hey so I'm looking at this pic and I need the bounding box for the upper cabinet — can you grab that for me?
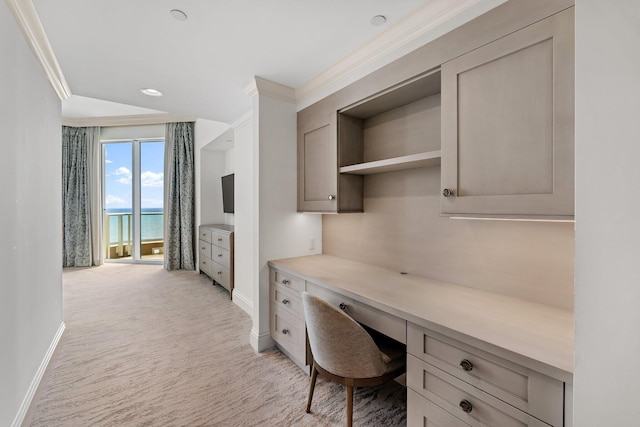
[440,7,575,218]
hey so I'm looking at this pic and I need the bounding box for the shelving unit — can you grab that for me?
[339,150,441,175]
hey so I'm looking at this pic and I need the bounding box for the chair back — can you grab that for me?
[302,292,386,378]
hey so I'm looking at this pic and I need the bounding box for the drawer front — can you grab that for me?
[271,306,306,364]
[198,227,212,243]
[212,245,230,268]
[272,284,303,318]
[211,231,230,250]
[407,323,563,426]
[306,282,406,344]
[199,257,212,276]
[272,269,305,294]
[408,355,551,427]
[199,240,212,259]
[211,264,230,289]
[408,389,470,427]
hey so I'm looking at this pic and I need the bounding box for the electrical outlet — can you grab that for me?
[309,238,316,251]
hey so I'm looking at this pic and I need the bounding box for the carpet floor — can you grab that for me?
[24,263,407,426]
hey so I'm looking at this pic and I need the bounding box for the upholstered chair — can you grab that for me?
[301,292,406,427]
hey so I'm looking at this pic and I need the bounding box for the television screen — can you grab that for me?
[221,173,234,214]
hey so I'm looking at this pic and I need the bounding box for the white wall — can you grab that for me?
[574,2,640,425]
[0,4,64,426]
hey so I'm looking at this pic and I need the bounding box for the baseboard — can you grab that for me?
[232,290,253,316]
[250,327,274,353]
[11,321,65,427]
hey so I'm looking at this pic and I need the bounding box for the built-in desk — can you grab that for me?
[268,254,573,427]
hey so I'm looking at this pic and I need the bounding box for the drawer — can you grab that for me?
[198,227,212,243]
[407,323,563,427]
[212,245,230,268]
[408,389,470,427]
[271,306,306,364]
[211,264,230,290]
[408,355,551,427]
[271,284,303,318]
[271,269,305,294]
[306,282,406,344]
[199,256,212,276]
[211,231,231,250]
[198,240,211,259]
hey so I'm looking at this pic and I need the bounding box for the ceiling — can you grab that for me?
[32,0,497,123]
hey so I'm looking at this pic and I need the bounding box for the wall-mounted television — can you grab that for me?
[221,173,234,214]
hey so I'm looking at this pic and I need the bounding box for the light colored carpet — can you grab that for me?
[24,263,406,426]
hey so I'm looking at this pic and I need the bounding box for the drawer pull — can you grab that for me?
[218,253,223,257]
[442,188,455,197]
[459,399,473,414]
[282,299,289,305]
[218,238,223,242]
[328,194,336,200]
[201,246,206,250]
[282,279,290,285]
[339,303,347,311]
[217,271,223,275]
[282,329,289,335]
[460,359,474,372]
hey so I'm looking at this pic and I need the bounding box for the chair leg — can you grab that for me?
[346,385,354,427]
[306,363,319,413]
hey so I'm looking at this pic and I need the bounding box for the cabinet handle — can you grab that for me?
[442,188,455,198]
[339,303,347,311]
[218,253,223,257]
[328,195,336,201]
[217,271,222,275]
[282,279,290,285]
[282,299,289,305]
[201,246,206,250]
[218,238,223,242]
[459,399,473,413]
[460,359,474,372]
[282,329,289,335]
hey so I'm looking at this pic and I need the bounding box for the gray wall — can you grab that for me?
[574,1,640,425]
[0,4,63,426]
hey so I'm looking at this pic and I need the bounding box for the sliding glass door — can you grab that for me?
[103,139,165,263]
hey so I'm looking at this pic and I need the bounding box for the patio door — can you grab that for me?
[102,139,165,263]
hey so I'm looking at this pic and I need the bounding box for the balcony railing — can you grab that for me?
[104,211,164,259]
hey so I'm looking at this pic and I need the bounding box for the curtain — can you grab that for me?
[62,126,101,267]
[164,122,195,270]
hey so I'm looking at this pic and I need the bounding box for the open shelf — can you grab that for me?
[339,150,441,175]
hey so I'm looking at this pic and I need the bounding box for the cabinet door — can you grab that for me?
[297,113,338,212]
[441,8,574,217]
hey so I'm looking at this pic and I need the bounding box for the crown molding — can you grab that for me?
[295,0,496,110]
[62,113,196,128]
[243,76,296,103]
[5,0,72,100]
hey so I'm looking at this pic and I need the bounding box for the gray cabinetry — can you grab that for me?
[440,8,574,218]
[198,224,234,298]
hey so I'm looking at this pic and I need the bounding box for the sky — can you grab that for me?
[104,141,165,210]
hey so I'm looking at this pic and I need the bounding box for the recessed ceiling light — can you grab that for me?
[141,88,163,97]
[170,9,188,21]
[370,15,387,27]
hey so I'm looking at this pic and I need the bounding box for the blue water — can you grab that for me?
[105,208,163,243]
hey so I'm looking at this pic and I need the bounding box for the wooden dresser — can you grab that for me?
[198,224,234,298]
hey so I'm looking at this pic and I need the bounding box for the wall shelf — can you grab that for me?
[339,150,441,175]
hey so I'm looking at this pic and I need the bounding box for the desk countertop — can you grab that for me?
[269,254,573,381]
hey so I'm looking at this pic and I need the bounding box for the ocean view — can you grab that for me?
[105,208,163,243]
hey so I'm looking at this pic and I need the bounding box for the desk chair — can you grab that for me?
[301,292,406,427]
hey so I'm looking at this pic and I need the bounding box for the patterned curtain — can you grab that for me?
[62,126,101,267]
[164,122,195,270]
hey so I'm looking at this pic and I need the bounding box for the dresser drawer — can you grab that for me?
[408,389,470,427]
[272,269,305,294]
[198,227,212,243]
[408,355,551,427]
[212,245,230,268]
[198,240,212,259]
[199,257,212,276]
[211,264,230,290]
[211,231,231,250]
[306,282,406,344]
[271,306,306,364]
[271,284,303,318]
[407,323,563,426]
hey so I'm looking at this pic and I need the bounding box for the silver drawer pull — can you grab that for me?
[282,299,289,305]
[282,279,290,285]
[217,271,222,275]
[459,399,473,413]
[201,246,206,250]
[218,238,223,242]
[339,303,347,311]
[460,359,474,372]
[282,329,289,335]
[218,253,223,257]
